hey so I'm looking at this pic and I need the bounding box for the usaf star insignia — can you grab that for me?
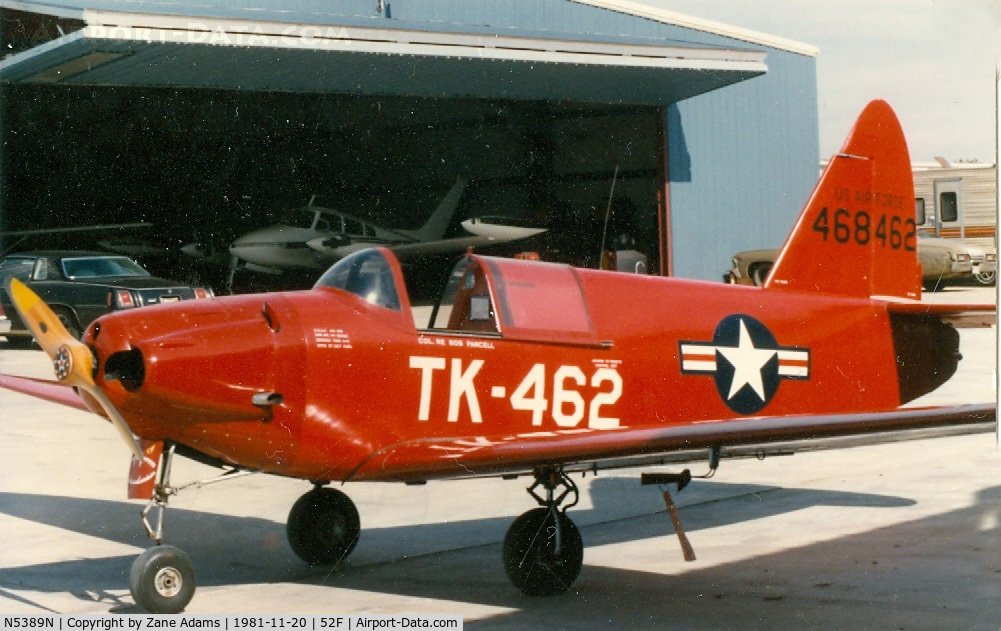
[679,314,810,414]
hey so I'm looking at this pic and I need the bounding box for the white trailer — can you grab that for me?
[913,163,997,248]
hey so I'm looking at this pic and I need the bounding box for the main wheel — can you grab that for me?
[503,508,583,596]
[129,545,196,614]
[287,487,360,566]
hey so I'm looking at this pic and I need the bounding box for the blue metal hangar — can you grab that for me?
[0,0,819,282]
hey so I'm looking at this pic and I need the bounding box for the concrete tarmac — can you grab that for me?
[0,286,997,628]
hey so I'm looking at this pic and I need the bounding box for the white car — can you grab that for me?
[965,244,997,286]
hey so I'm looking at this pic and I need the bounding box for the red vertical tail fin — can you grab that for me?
[764,100,921,299]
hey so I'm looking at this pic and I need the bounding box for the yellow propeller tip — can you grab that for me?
[8,278,40,312]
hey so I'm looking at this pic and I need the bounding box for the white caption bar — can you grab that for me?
[1,616,463,631]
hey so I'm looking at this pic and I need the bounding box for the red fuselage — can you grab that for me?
[83,251,917,483]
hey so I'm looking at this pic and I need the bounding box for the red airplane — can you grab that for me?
[3,100,995,614]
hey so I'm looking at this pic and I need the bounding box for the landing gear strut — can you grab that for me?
[503,467,584,596]
[129,443,252,613]
[130,444,195,614]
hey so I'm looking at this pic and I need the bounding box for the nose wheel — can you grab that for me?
[503,467,584,596]
[129,545,196,614]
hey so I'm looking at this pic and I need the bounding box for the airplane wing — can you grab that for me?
[2,222,154,256]
[387,235,514,258]
[3,222,153,237]
[346,403,996,482]
[4,372,993,483]
[0,374,90,412]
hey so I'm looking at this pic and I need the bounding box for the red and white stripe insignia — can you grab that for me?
[680,344,810,379]
[679,344,718,373]
[777,349,810,378]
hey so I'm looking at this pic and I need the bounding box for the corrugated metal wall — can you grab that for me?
[669,50,819,279]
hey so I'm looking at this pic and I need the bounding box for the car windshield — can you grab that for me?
[314,249,401,311]
[0,257,35,282]
[61,256,151,279]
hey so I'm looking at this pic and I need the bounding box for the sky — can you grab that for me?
[642,0,1000,164]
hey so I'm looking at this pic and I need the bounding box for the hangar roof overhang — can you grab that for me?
[1,4,768,105]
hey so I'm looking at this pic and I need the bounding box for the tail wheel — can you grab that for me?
[287,487,360,565]
[129,545,196,614]
[503,507,583,596]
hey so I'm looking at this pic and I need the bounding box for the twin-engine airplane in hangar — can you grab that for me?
[3,101,995,613]
[219,176,468,272]
[218,176,548,274]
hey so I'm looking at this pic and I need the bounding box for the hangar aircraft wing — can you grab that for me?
[3,100,997,614]
[1,222,152,256]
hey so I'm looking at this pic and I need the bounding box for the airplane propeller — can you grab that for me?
[6,278,144,459]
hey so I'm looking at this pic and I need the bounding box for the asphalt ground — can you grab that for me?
[0,285,997,628]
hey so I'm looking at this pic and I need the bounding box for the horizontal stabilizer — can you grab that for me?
[880,299,997,328]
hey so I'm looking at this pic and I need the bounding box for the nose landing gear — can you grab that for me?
[503,467,584,596]
[129,444,195,614]
[128,443,253,614]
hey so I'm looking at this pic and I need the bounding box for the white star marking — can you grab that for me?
[716,319,777,401]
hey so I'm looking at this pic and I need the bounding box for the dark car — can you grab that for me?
[0,251,212,346]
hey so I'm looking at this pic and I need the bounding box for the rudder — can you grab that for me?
[764,100,921,299]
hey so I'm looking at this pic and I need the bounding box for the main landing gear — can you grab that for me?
[503,467,584,596]
[286,486,361,566]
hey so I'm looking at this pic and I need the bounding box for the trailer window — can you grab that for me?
[939,192,958,222]
[915,198,926,225]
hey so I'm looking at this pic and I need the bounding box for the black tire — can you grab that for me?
[129,545,196,614]
[923,278,946,292]
[750,263,772,287]
[287,488,360,565]
[503,508,583,596]
[52,307,81,340]
[4,336,36,349]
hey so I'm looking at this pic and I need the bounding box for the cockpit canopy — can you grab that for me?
[315,248,601,346]
[314,249,401,311]
[281,207,378,237]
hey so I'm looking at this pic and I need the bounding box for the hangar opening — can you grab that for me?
[1,1,818,291]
